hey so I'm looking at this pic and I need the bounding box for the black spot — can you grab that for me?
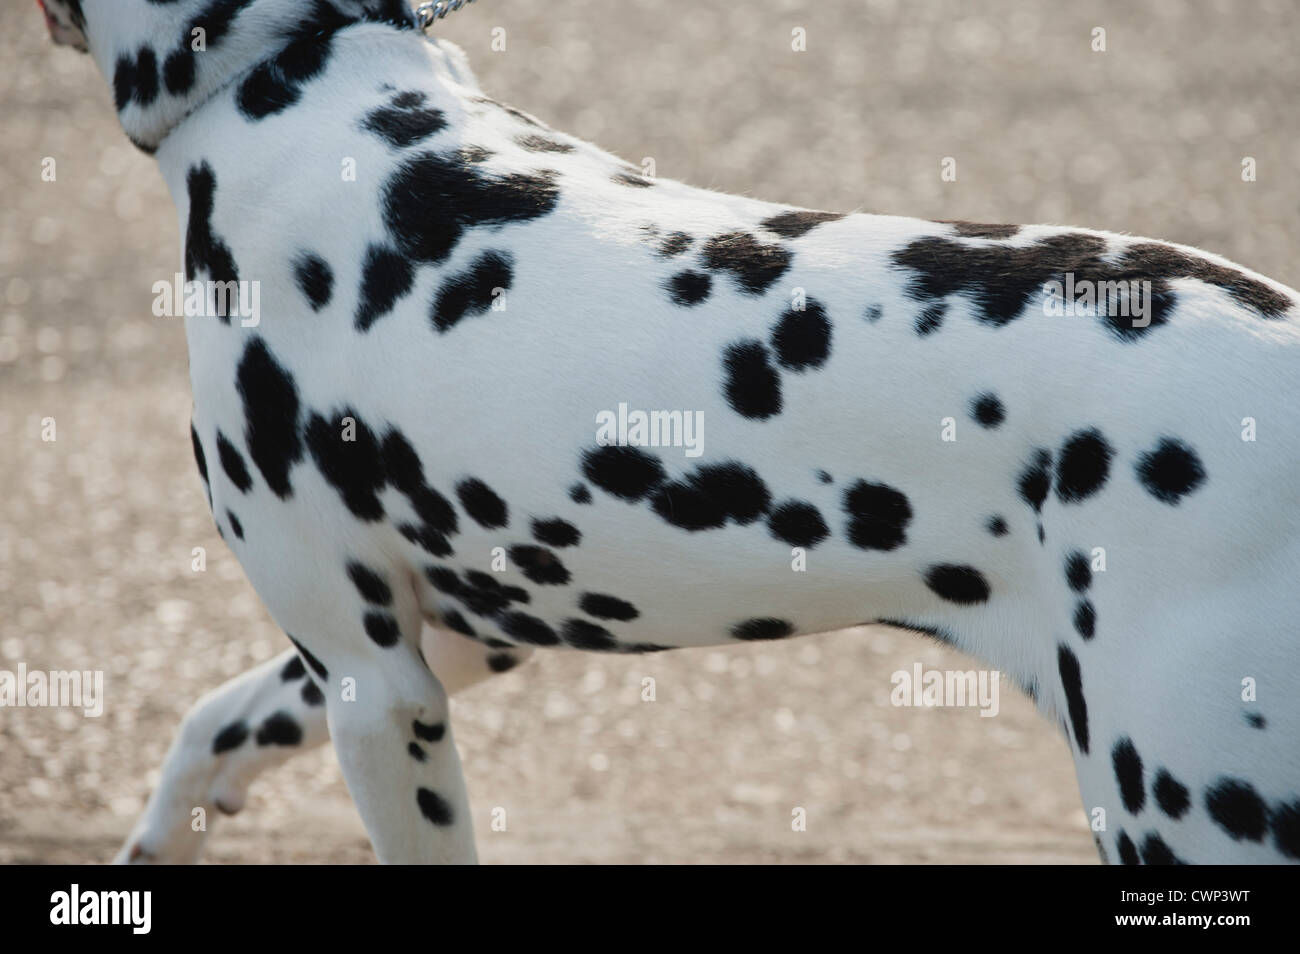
[381,430,459,537]
[938,220,1020,239]
[416,787,454,826]
[255,711,302,746]
[1140,832,1184,865]
[363,612,401,647]
[1055,429,1113,503]
[237,338,303,499]
[1245,712,1266,729]
[1065,551,1092,592]
[1153,770,1190,819]
[701,232,792,295]
[561,618,619,650]
[383,151,559,266]
[412,719,445,742]
[531,518,580,548]
[442,609,476,637]
[112,46,160,111]
[1112,738,1145,813]
[722,340,783,419]
[212,721,248,754]
[767,500,830,547]
[864,304,882,322]
[432,250,513,333]
[1058,645,1089,754]
[294,252,334,311]
[914,302,946,336]
[301,679,324,706]
[216,432,253,492]
[508,545,570,585]
[771,300,832,370]
[1017,449,1052,513]
[843,480,912,551]
[986,515,1009,537]
[190,425,209,485]
[816,470,833,484]
[923,564,991,605]
[456,478,509,529]
[306,408,386,520]
[731,618,796,641]
[578,593,639,622]
[582,445,666,501]
[184,163,239,317]
[355,243,415,331]
[408,742,427,762]
[1116,830,1139,865]
[613,171,654,188]
[667,270,712,306]
[499,611,560,646]
[657,231,693,257]
[650,462,771,531]
[761,210,844,238]
[569,483,592,504]
[1205,778,1268,841]
[1073,600,1096,640]
[347,562,393,605]
[970,393,1004,429]
[487,652,519,672]
[399,523,454,558]
[226,510,244,540]
[236,1,357,120]
[163,50,196,96]
[288,636,328,680]
[281,655,307,681]
[1273,800,1300,859]
[517,133,574,153]
[362,89,447,147]
[1136,438,1207,505]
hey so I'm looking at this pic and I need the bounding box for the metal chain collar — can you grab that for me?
[414,0,479,31]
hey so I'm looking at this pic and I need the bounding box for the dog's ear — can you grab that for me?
[38,0,90,52]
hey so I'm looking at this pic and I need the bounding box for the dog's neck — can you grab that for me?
[80,0,419,153]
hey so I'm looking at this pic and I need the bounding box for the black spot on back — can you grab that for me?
[701,232,792,295]
[1135,438,1206,505]
[771,300,832,370]
[937,220,1020,240]
[416,787,454,825]
[432,250,513,333]
[1073,600,1096,640]
[561,618,618,650]
[412,719,445,742]
[1055,428,1113,503]
[281,655,307,681]
[667,270,712,306]
[362,89,447,147]
[355,243,415,331]
[213,721,249,754]
[226,509,244,539]
[761,210,844,238]
[1273,800,1300,859]
[1115,830,1139,865]
[914,301,946,336]
[190,424,209,485]
[184,163,239,315]
[499,611,560,645]
[508,545,570,585]
[722,340,783,419]
[970,392,1005,429]
[1065,551,1092,592]
[363,611,401,647]
[1140,832,1184,865]
[986,515,1009,537]
[306,408,386,520]
[1017,449,1052,513]
[569,482,592,504]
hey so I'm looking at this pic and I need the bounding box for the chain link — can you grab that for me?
[414,0,479,31]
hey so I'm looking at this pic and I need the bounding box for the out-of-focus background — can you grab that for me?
[2,0,1296,864]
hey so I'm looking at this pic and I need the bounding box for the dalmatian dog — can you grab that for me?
[38,0,1300,865]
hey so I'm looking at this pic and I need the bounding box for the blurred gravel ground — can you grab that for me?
[1,0,1296,864]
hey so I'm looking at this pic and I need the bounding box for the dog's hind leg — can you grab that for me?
[115,627,531,863]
